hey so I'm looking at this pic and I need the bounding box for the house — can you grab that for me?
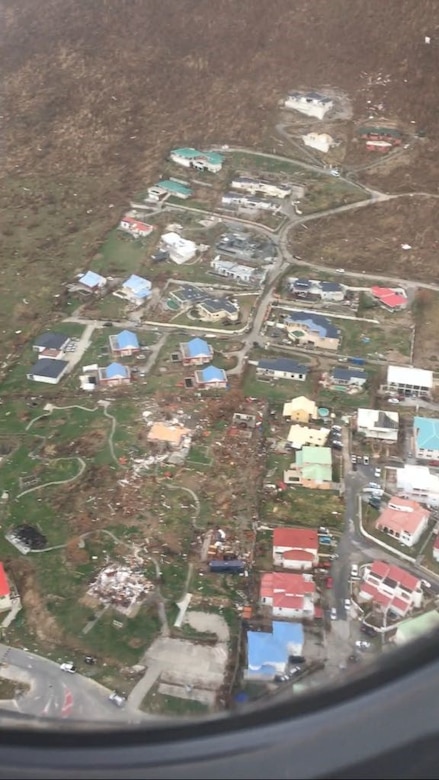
[357,408,399,442]
[393,610,439,647]
[33,332,70,358]
[118,215,154,238]
[97,362,131,387]
[109,330,140,357]
[169,285,206,308]
[196,297,240,322]
[286,311,340,351]
[370,286,408,311]
[386,365,433,398]
[273,527,319,571]
[302,132,334,153]
[282,396,318,423]
[148,180,192,200]
[396,464,439,508]
[169,147,225,173]
[260,572,316,619]
[287,425,328,449]
[319,281,345,302]
[284,91,334,119]
[210,257,264,284]
[0,564,11,612]
[331,368,367,388]
[27,359,69,385]
[433,536,439,563]
[375,497,429,548]
[115,274,152,306]
[230,177,291,199]
[77,270,107,292]
[160,232,197,264]
[147,423,191,448]
[194,365,228,389]
[283,446,332,490]
[359,560,423,617]
[414,416,439,461]
[180,337,213,366]
[221,192,281,213]
[256,358,308,381]
[358,127,402,152]
[246,621,304,680]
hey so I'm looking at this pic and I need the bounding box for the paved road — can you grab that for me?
[0,644,144,723]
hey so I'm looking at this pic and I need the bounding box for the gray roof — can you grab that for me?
[258,358,308,374]
[199,297,237,315]
[34,332,69,350]
[172,286,205,303]
[28,359,68,378]
[320,281,343,292]
[376,411,399,429]
[332,368,367,381]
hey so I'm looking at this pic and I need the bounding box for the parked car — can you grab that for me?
[388,397,399,405]
[103,321,113,327]
[330,607,337,621]
[326,576,334,589]
[368,482,381,490]
[363,455,369,465]
[351,564,359,579]
[421,579,432,590]
[374,468,381,478]
[288,666,302,678]
[361,624,377,637]
[109,692,126,707]
[319,526,329,535]
[60,662,76,674]
[289,655,305,664]
[274,674,289,683]
[351,455,357,464]
[344,598,351,610]
[355,640,371,651]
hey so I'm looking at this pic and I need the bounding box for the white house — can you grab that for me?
[118,215,154,238]
[221,193,281,213]
[284,91,334,119]
[387,365,433,398]
[169,147,225,173]
[260,572,316,619]
[375,497,429,548]
[257,358,308,381]
[359,560,423,617]
[302,132,334,153]
[357,408,399,442]
[210,257,263,284]
[114,274,152,306]
[331,368,367,388]
[318,281,345,301]
[27,358,69,385]
[230,177,291,199]
[396,464,439,508]
[273,528,319,571]
[287,425,328,449]
[414,416,439,461]
[160,232,197,264]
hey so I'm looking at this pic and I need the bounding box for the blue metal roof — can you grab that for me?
[186,337,211,358]
[123,274,151,298]
[332,368,367,381]
[28,358,68,378]
[34,332,69,350]
[104,362,130,379]
[200,366,226,382]
[79,270,106,288]
[115,330,139,350]
[247,622,304,676]
[414,416,439,451]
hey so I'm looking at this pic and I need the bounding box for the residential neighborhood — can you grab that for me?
[2,128,439,723]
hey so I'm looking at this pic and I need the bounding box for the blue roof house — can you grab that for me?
[414,416,439,461]
[77,270,107,291]
[98,362,131,387]
[109,330,140,357]
[180,337,213,366]
[286,311,340,350]
[117,274,152,306]
[246,621,304,680]
[194,365,228,389]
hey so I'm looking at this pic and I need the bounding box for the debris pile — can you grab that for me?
[87,564,154,615]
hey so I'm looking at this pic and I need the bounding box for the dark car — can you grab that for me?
[361,624,377,637]
[103,321,113,327]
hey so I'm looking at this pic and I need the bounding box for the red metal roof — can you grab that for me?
[367,560,420,592]
[0,564,10,598]
[273,527,318,550]
[260,572,315,600]
[390,596,411,614]
[370,286,406,309]
[282,549,315,561]
[274,593,304,609]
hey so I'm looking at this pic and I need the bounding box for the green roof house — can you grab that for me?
[170,147,225,173]
[284,446,333,489]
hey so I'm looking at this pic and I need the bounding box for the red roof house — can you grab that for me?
[375,497,429,548]
[359,560,422,617]
[371,286,407,311]
[273,528,319,571]
[260,572,316,619]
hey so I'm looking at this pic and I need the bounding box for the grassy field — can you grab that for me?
[337,318,411,361]
[141,682,209,717]
[92,229,156,277]
[261,485,344,527]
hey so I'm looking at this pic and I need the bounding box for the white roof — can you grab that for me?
[161,232,196,251]
[397,464,439,492]
[357,407,399,428]
[387,365,433,388]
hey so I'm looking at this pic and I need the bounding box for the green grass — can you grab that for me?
[338,319,411,360]
[93,229,155,276]
[242,365,312,402]
[82,606,161,665]
[261,485,344,527]
[142,683,210,716]
[0,677,29,700]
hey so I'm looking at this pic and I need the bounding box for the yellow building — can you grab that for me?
[282,396,318,424]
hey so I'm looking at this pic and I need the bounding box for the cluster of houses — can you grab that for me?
[286,276,408,313]
[168,285,241,323]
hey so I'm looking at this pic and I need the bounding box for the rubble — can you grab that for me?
[87,563,154,616]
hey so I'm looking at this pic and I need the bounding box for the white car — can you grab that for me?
[368,482,381,490]
[388,397,399,405]
[355,640,371,650]
[60,662,76,674]
[351,564,359,579]
[344,598,351,611]
[109,691,126,707]
[330,607,337,621]
[374,468,381,478]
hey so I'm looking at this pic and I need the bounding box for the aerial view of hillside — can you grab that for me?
[1,0,439,750]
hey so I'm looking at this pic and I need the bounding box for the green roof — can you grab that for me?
[156,180,192,196]
[171,147,200,159]
[358,126,401,138]
[296,446,332,482]
[171,148,224,165]
[395,610,439,646]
